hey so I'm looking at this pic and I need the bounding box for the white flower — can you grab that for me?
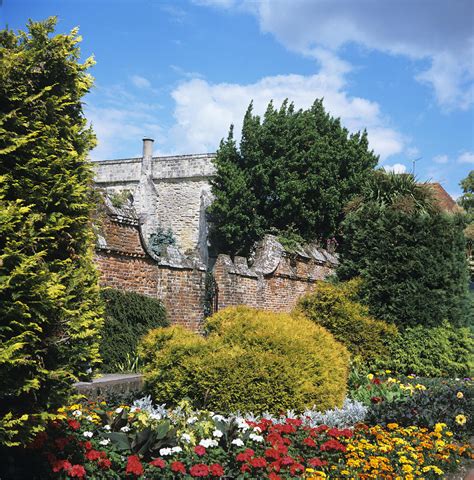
[159,447,172,456]
[253,426,262,433]
[86,416,93,422]
[213,429,223,438]
[187,416,198,424]
[130,406,138,413]
[213,414,225,422]
[181,433,191,443]
[150,413,162,420]
[171,446,182,453]
[99,439,110,446]
[83,431,93,438]
[103,425,111,431]
[120,426,130,433]
[236,418,249,431]
[199,438,218,448]
[72,410,82,417]
[249,433,264,442]
[231,438,244,447]
[115,407,123,414]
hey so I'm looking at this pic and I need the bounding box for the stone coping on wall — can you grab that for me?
[74,373,144,399]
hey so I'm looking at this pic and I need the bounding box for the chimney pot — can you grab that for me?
[142,138,154,158]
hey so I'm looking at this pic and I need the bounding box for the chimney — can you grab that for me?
[141,138,154,175]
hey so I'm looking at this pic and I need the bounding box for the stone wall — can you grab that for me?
[95,208,336,331]
[94,150,216,259]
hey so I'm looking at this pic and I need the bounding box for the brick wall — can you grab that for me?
[95,215,335,331]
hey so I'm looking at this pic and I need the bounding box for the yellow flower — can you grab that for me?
[387,423,398,430]
[367,373,374,380]
[402,464,414,473]
[455,414,467,425]
[457,391,464,399]
[385,370,392,374]
[415,384,426,390]
[434,423,446,433]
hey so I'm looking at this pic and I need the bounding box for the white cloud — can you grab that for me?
[458,151,474,164]
[383,163,407,174]
[167,71,404,159]
[196,0,474,110]
[433,154,449,164]
[131,75,151,89]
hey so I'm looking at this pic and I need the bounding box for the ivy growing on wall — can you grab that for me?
[148,225,176,256]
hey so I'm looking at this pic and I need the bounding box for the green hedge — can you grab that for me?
[297,279,397,366]
[379,322,474,377]
[100,289,168,372]
[139,306,349,414]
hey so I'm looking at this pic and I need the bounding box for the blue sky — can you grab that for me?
[3,0,474,197]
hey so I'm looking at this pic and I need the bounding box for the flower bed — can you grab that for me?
[29,398,472,479]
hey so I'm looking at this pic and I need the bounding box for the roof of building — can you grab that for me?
[425,183,462,213]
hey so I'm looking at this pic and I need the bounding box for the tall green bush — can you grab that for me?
[139,306,349,414]
[208,99,378,256]
[297,279,398,365]
[0,18,102,447]
[338,171,471,328]
[100,289,168,372]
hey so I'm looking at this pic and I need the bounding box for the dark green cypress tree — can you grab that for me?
[0,18,103,447]
[209,99,378,255]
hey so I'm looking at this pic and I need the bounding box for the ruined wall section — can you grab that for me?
[94,154,215,260]
[95,206,336,332]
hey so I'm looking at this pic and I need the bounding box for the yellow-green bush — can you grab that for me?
[296,279,397,366]
[139,307,349,414]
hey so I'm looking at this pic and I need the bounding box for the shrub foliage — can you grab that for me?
[139,306,349,414]
[0,18,102,446]
[208,99,378,255]
[100,289,168,372]
[338,171,471,328]
[380,322,473,377]
[297,279,397,365]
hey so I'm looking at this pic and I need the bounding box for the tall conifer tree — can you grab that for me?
[0,18,103,447]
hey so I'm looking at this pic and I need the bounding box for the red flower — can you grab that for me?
[290,463,304,475]
[309,458,327,467]
[250,457,267,468]
[69,465,86,478]
[190,464,210,477]
[236,448,254,462]
[98,458,112,470]
[126,455,144,476]
[371,377,382,385]
[371,396,383,404]
[320,439,346,452]
[269,473,282,480]
[52,459,72,473]
[286,418,303,427]
[281,456,294,466]
[210,463,224,477]
[171,461,186,474]
[265,448,280,460]
[150,458,166,468]
[194,445,207,456]
[67,419,80,431]
[84,441,92,450]
[86,449,102,461]
[303,437,316,447]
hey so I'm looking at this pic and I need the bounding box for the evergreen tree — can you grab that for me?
[208,99,378,255]
[338,171,471,328]
[0,18,102,447]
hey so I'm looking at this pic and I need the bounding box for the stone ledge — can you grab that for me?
[74,373,144,399]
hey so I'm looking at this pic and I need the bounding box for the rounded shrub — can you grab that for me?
[296,279,397,366]
[100,288,168,372]
[139,306,349,414]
